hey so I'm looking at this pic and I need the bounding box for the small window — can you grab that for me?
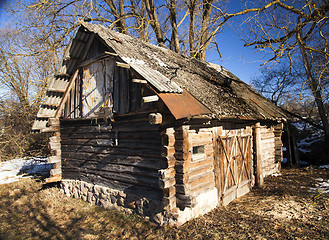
[192,145,205,161]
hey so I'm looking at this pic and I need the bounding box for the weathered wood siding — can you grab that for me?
[213,122,253,206]
[60,112,163,199]
[174,125,216,209]
[81,59,115,118]
[260,124,281,177]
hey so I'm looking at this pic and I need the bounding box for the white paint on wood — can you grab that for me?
[176,187,218,226]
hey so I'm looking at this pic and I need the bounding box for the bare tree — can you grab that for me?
[242,0,329,161]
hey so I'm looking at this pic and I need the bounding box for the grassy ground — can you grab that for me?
[0,168,328,239]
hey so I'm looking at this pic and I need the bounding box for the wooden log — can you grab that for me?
[61,145,161,158]
[188,171,214,189]
[189,163,213,179]
[176,195,194,208]
[158,168,175,179]
[49,142,61,150]
[105,51,118,57]
[50,168,62,176]
[45,175,62,183]
[143,95,159,103]
[162,133,175,147]
[61,139,161,151]
[175,184,190,195]
[190,180,215,195]
[63,160,159,178]
[161,146,175,157]
[149,113,162,125]
[159,178,176,189]
[48,118,60,127]
[41,126,60,133]
[254,122,263,186]
[48,156,61,164]
[132,79,147,84]
[62,155,161,172]
[116,62,130,68]
[62,168,160,189]
[163,186,176,198]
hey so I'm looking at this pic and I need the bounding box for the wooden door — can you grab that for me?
[214,126,253,205]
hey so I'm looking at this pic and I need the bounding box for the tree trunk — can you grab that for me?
[188,0,196,57]
[197,0,214,60]
[143,0,165,48]
[104,0,127,33]
[168,0,180,53]
[297,30,329,163]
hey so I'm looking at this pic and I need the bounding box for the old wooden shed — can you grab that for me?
[33,22,288,225]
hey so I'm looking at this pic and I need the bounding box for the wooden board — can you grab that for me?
[214,125,253,206]
[60,112,163,193]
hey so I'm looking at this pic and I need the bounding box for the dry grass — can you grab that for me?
[0,168,329,239]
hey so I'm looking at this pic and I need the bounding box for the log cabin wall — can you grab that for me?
[60,112,166,221]
[173,123,218,224]
[260,123,281,177]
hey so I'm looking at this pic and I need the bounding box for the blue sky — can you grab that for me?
[206,1,266,84]
[0,0,265,84]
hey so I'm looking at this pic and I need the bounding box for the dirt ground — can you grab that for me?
[0,167,328,239]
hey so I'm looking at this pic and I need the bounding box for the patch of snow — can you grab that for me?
[152,56,167,67]
[319,165,329,169]
[121,57,145,65]
[309,177,329,195]
[0,157,51,185]
[271,173,281,177]
[298,148,311,153]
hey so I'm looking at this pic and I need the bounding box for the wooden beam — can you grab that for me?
[54,69,79,118]
[41,126,60,133]
[105,51,118,57]
[143,95,159,103]
[254,122,263,186]
[44,175,62,184]
[149,113,162,124]
[133,79,147,84]
[116,62,130,68]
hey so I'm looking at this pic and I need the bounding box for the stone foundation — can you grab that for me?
[60,180,180,225]
[60,179,219,226]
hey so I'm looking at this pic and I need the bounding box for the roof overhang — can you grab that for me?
[158,90,211,120]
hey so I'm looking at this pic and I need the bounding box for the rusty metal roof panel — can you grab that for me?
[81,23,183,94]
[158,90,211,119]
[128,62,183,93]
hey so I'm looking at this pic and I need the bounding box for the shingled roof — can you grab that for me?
[32,22,288,131]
